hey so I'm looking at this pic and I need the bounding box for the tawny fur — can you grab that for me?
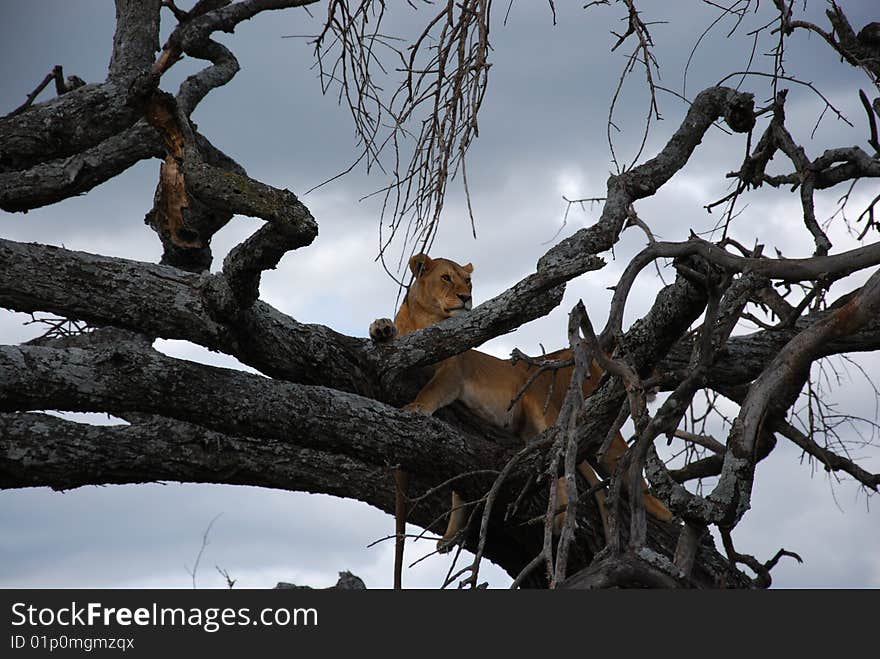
[378,254,673,551]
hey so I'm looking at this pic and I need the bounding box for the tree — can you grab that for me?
[1,0,879,588]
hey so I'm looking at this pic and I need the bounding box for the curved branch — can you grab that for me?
[176,39,240,117]
[539,86,755,277]
[710,267,880,525]
[608,238,880,340]
[219,177,318,306]
[0,0,316,214]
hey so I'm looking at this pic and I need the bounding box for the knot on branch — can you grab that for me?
[221,206,318,309]
[672,251,730,290]
[724,92,756,134]
[124,69,163,112]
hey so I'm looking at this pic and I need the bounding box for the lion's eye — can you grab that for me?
[441,274,452,283]
[465,278,471,286]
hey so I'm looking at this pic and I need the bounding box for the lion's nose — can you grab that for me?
[458,293,471,304]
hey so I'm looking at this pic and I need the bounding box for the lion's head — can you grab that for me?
[396,253,474,335]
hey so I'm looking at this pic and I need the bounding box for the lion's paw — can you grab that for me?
[404,401,432,415]
[369,317,397,343]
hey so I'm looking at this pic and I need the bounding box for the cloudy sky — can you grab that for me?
[1,0,879,589]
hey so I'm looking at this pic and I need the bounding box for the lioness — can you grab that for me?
[371,253,673,553]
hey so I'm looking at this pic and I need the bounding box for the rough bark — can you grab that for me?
[0,312,760,588]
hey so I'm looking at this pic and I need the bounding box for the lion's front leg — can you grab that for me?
[404,358,463,416]
[401,359,469,551]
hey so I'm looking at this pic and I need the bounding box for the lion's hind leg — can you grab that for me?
[600,433,674,523]
[436,490,468,553]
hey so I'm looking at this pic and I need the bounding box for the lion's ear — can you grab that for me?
[462,263,474,274]
[409,253,434,278]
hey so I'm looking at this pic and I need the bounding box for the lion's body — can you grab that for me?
[389,256,576,435]
[407,345,598,436]
[372,254,672,557]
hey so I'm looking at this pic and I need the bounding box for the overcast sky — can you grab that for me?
[1,1,879,589]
